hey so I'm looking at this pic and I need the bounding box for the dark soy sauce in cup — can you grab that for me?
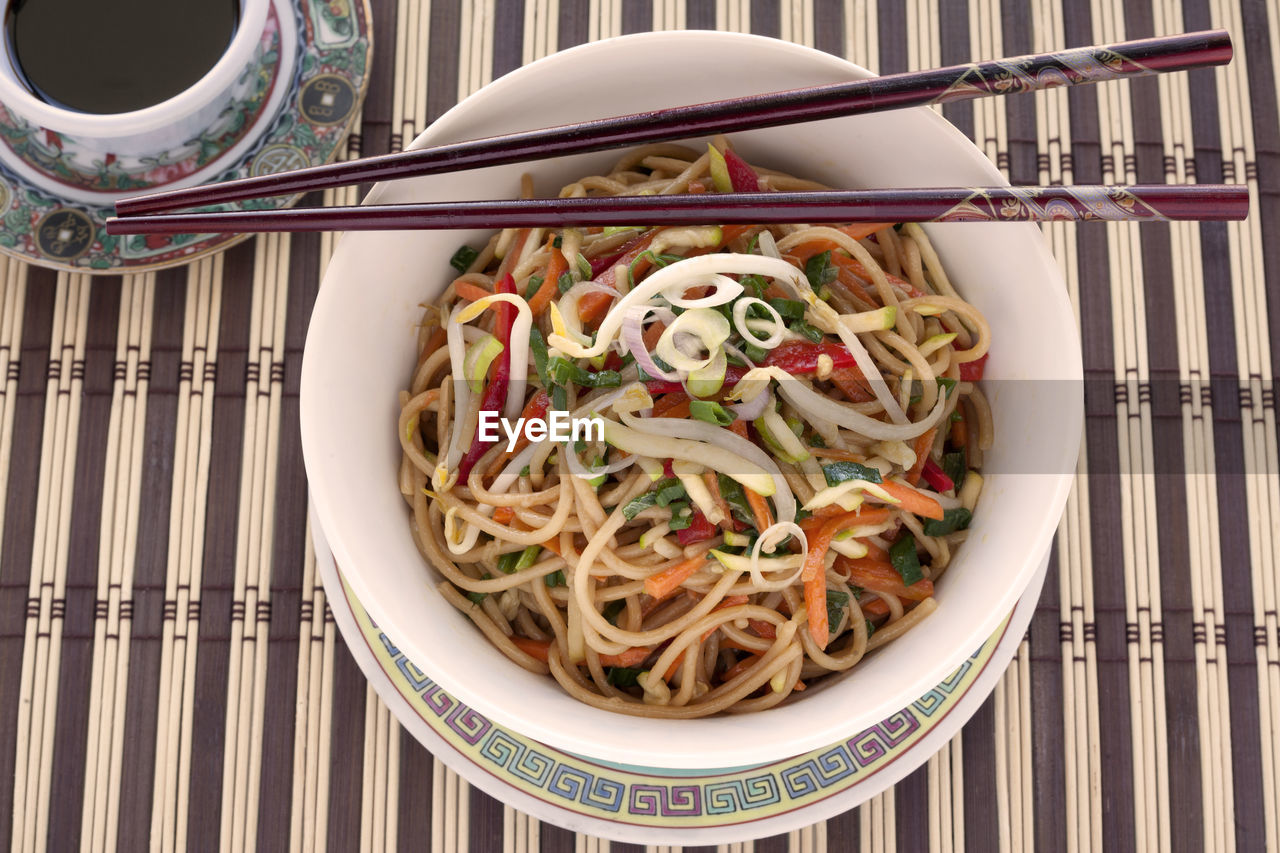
[4,0,241,115]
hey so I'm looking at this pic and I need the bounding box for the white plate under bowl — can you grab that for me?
[300,30,1082,769]
[312,511,1051,844]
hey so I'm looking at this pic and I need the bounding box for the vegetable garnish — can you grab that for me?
[404,143,986,716]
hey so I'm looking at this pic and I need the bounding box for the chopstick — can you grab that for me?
[113,30,1232,217]
[103,185,1249,235]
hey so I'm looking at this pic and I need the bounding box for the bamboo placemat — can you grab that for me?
[1,0,1277,850]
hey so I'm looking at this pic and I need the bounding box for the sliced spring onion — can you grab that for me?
[840,306,898,333]
[673,459,722,524]
[450,244,479,273]
[649,225,723,256]
[707,144,732,193]
[919,331,958,357]
[548,357,621,389]
[462,334,504,393]
[686,348,728,397]
[689,400,737,426]
[758,406,810,463]
[804,251,837,289]
[731,297,786,349]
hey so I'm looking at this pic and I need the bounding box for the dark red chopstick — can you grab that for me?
[103,185,1249,236]
[113,30,1232,217]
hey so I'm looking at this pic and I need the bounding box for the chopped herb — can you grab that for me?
[602,599,626,625]
[794,508,813,523]
[666,502,694,530]
[716,474,757,528]
[607,666,644,687]
[544,570,566,588]
[808,433,827,448]
[466,591,488,605]
[450,244,479,273]
[689,400,737,426]
[822,460,883,485]
[795,321,824,343]
[523,275,544,300]
[529,328,552,389]
[740,273,767,299]
[654,478,687,507]
[621,478,686,519]
[768,298,806,321]
[923,507,973,536]
[826,590,850,636]
[938,377,958,397]
[520,466,530,477]
[743,342,769,363]
[804,250,837,290]
[889,534,924,587]
[552,235,563,248]
[557,272,575,294]
[893,223,905,232]
[942,450,966,490]
[950,410,964,423]
[497,545,541,574]
[865,619,877,638]
[548,357,621,388]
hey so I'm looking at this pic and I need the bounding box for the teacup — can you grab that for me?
[0,0,281,200]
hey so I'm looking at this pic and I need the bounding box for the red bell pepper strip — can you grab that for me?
[763,341,860,374]
[920,458,954,493]
[722,149,761,193]
[676,508,718,546]
[456,274,516,482]
[958,352,988,382]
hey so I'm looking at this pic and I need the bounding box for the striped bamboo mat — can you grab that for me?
[1,0,1278,850]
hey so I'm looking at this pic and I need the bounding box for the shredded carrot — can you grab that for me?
[831,254,927,298]
[828,367,874,403]
[861,540,891,561]
[786,239,842,264]
[749,618,776,639]
[510,635,551,661]
[951,413,968,447]
[527,238,566,315]
[643,554,712,601]
[871,481,946,520]
[641,320,667,351]
[791,680,806,692]
[906,427,938,486]
[799,508,898,648]
[718,224,757,247]
[599,646,653,668]
[453,280,492,302]
[703,472,735,531]
[744,486,774,531]
[417,326,449,366]
[837,556,934,601]
[798,507,890,534]
[728,419,749,440]
[652,392,692,419]
[839,223,892,241]
[492,506,515,524]
[862,598,890,620]
[721,653,762,683]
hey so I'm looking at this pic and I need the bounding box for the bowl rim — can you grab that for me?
[301,29,1083,769]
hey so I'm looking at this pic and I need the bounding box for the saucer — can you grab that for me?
[313,512,1049,844]
[0,0,370,273]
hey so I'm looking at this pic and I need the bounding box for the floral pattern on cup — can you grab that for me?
[0,6,284,195]
[0,0,370,272]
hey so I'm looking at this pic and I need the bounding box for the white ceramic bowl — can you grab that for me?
[301,31,1082,770]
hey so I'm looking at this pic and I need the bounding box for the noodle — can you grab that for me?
[399,141,992,717]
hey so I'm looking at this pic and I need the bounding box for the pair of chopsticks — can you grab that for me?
[105,29,1246,235]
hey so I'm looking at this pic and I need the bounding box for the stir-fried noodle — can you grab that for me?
[398,139,992,717]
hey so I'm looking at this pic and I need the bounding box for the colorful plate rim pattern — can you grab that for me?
[0,0,371,274]
[313,514,1050,845]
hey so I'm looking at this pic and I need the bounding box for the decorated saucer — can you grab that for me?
[0,0,370,273]
[313,513,1049,844]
